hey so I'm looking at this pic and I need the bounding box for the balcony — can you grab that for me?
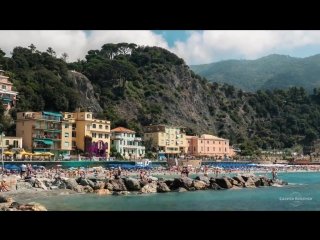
[176,135,179,139]
[134,137,142,142]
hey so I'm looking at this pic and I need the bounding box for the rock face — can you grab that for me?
[192,180,207,190]
[68,71,102,114]
[124,178,141,191]
[171,177,193,190]
[157,182,171,193]
[215,177,233,189]
[109,179,127,191]
[141,183,157,193]
[16,182,33,190]
[65,178,79,191]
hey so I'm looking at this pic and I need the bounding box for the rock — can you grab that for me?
[244,178,256,188]
[109,179,127,191]
[210,183,223,190]
[94,181,105,190]
[58,182,67,189]
[83,186,94,193]
[9,201,22,208]
[41,178,53,187]
[16,182,33,190]
[141,183,157,193]
[59,192,70,195]
[172,187,188,192]
[156,182,171,192]
[195,176,210,185]
[140,180,149,187]
[113,191,130,196]
[171,177,193,190]
[215,177,233,189]
[65,178,79,190]
[260,177,270,186]
[105,182,113,191]
[148,176,158,181]
[50,186,58,190]
[95,189,111,195]
[80,179,95,189]
[34,179,48,190]
[73,185,84,193]
[18,202,47,211]
[6,179,17,190]
[124,178,141,191]
[164,179,175,188]
[188,187,196,191]
[192,180,207,190]
[0,195,10,203]
[158,178,165,181]
[241,173,257,181]
[233,174,246,184]
[25,178,36,187]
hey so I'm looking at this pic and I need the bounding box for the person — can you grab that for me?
[20,164,27,179]
[0,180,10,192]
[181,168,186,177]
[185,167,190,177]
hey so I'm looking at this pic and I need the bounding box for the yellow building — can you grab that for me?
[62,112,111,158]
[0,136,23,150]
[16,111,73,159]
[143,124,187,159]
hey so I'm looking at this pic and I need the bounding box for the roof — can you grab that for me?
[111,127,136,133]
[200,134,227,141]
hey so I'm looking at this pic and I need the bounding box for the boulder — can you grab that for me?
[41,178,53,187]
[192,180,207,190]
[164,179,175,188]
[171,177,193,190]
[95,189,111,195]
[5,179,17,190]
[244,178,256,188]
[141,183,157,193]
[109,179,127,191]
[156,182,171,192]
[58,182,67,189]
[241,173,257,181]
[93,181,105,190]
[233,174,246,184]
[195,176,210,185]
[188,187,196,191]
[260,177,270,186]
[80,179,95,189]
[18,202,47,211]
[172,187,188,192]
[140,180,149,187]
[210,183,223,190]
[65,178,79,190]
[148,176,158,181]
[25,178,36,187]
[105,183,114,191]
[73,185,84,193]
[83,186,94,193]
[124,178,141,191]
[0,195,10,203]
[16,182,33,190]
[34,179,48,190]
[215,177,233,189]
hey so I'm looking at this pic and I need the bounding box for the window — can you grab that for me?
[65,124,69,128]
[22,122,24,126]
[188,140,190,143]
[207,141,209,144]
[105,125,109,130]
[65,132,69,137]
[64,142,69,147]
[171,140,174,143]
[201,140,203,143]
[92,133,96,138]
[225,141,227,144]
[207,147,209,151]
[68,115,71,118]
[22,131,24,135]
[13,140,18,148]
[188,147,190,151]
[194,147,196,151]
[72,132,76,137]
[161,140,164,144]
[111,140,114,144]
[201,147,203,151]
[219,147,221,152]
[146,134,148,137]
[180,134,183,138]
[213,147,215,151]
[104,134,109,139]
[180,141,183,144]
[87,114,91,118]
[98,134,102,138]
[99,125,102,129]
[213,141,215,144]
[171,134,173,138]
[161,133,164,137]
[2,85,6,89]
[219,141,221,144]
[5,140,9,145]
[92,124,96,128]
[72,141,76,147]
[225,147,227,152]
[86,124,90,131]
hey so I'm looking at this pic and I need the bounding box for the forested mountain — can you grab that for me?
[1,45,320,156]
[190,54,320,93]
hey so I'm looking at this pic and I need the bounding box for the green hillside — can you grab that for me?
[190,54,320,93]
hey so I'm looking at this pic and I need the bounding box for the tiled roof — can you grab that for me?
[111,127,136,133]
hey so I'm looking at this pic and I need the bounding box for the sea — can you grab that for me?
[20,172,320,211]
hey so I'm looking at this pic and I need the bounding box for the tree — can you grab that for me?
[144,137,154,152]
[28,44,36,53]
[46,47,56,57]
[61,52,69,62]
[100,43,118,59]
[0,48,5,58]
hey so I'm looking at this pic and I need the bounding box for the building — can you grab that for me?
[0,68,18,112]
[143,124,187,159]
[110,127,145,159]
[0,136,23,150]
[62,112,111,158]
[16,111,73,159]
[186,134,235,158]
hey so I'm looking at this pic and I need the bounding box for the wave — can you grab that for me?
[288,183,307,186]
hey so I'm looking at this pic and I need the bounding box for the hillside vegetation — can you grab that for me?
[1,45,320,156]
[190,54,320,93]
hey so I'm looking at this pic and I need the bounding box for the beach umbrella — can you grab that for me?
[44,152,54,156]
[3,151,13,155]
[56,164,62,167]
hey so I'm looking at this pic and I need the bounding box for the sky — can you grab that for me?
[2,30,320,65]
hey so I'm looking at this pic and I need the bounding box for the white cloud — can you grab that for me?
[2,30,320,66]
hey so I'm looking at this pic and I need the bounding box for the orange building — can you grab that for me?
[186,134,235,158]
[0,68,18,112]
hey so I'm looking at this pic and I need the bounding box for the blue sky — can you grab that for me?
[2,30,320,65]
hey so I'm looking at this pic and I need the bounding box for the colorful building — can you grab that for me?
[143,124,187,159]
[62,112,111,158]
[0,136,23,150]
[110,127,145,159]
[0,68,18,112]
[15,111,73,159]
[186,134,235,158]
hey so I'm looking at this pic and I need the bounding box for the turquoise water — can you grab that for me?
[26,172,320,211]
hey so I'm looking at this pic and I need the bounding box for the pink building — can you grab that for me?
[186,134,235,158]
[0,69,18,111]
